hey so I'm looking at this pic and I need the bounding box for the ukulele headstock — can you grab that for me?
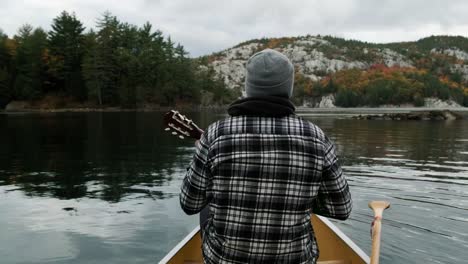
[163,110,203,140]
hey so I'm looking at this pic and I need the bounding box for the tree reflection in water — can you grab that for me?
[0,111,220,202]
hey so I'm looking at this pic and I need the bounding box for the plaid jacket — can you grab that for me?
[180,115,352,264]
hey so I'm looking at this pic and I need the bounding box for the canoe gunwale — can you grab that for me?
[316,215,370,263]
[159,225,201,264]
[159,215,370,264]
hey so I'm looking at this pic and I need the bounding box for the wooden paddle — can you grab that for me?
[369,201,390,264]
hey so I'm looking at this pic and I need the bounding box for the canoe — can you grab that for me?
[159,214,370,264]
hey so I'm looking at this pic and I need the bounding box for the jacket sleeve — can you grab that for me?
[312,137,352,220]
[179,132,211,215]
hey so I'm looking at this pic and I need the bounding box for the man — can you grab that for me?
[180,49,352,263]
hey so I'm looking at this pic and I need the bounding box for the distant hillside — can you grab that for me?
[203,35,468,107]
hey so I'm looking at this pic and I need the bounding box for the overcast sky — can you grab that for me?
[1,0,468,57]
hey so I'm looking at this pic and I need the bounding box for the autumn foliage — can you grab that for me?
[296,64,468,107]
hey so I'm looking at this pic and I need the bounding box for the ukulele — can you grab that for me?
[163,110,204,140]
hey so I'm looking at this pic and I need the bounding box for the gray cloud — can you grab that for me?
[1,0,468,56]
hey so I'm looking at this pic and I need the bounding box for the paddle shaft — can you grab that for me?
[369,201,390,264]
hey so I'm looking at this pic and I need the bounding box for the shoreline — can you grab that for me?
[296,106,468,113]
[297,107,468,119]
[0,106,228,113]
[2,106,468,117]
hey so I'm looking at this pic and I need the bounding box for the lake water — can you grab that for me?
[0,111,467,264]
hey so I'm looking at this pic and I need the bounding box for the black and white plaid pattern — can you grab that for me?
[180,115,352,264]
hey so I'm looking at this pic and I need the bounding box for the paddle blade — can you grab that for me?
[369,201,390,212]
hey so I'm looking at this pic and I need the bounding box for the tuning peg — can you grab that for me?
[164,128,170,131]
[179,135,184,139]
[172,132,177,135]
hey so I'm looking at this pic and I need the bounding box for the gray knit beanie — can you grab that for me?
[245,49,294,98]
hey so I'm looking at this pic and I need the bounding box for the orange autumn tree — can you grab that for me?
[292,70,314,104]
[311,64,467,107]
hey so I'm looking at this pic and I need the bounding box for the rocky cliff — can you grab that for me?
[204,35,468,107]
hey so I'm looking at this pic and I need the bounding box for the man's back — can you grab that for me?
[180,115,352,263]
[180,49,352,264]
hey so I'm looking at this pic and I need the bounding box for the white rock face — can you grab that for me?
[5,101,29,111]
[209,36,416,91]
[431,48,468,80]
[424,97,462,108]
[430,48,468,81]
[433,48,468,82]
[432,48,468,61]
[451,64,468,82]
[301,97,316,107]
[224,43,260,60]
[379,48,413,67]
[304,74,320,82]
[318,94,336,108]
[302,54,368,74]
[210,43,263,90]
[282,44,368,74]
[212,60,246,89]
[295,38,329,47]
[210,36,373,90]
[300,94,336,108]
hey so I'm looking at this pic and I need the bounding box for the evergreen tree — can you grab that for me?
[82,30,102,105]
[48,11,86,99]
[323,78,338,93]
[0,30,13,107]
[136,24,165,104]
[335,89,361,107]
[172,44,196,100]
[0,67,9,108]
[82,12,121,105]
[116,23,139,107]
[13,25,48,100]
[0,29,10,65]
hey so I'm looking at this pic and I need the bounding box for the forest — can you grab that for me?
[0,11,237,109]
[1,11,468,109]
